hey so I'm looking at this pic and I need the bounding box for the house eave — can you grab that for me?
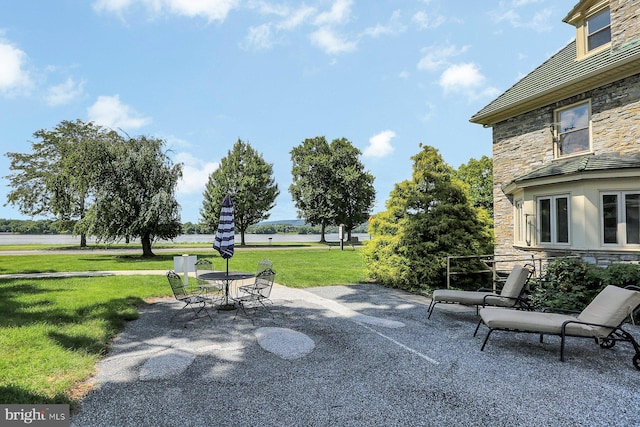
[502,169,640,196]
[470,56,640,127]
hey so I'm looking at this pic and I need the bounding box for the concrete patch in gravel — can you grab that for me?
[139,348,196,380]
[255,327,315,360]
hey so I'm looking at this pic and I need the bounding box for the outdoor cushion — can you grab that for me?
[577,285,640,337]
[480,286,640,338]
[479,308,594,336]
[431,265,531,307]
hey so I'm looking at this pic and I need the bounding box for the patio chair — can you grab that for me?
[235,267,276,320]
[475,285,640,369]
[166,270,212,322]
[256,259,273,275]
[427,264,534,319]
[195,258,223,304]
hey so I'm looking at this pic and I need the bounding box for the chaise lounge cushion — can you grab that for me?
[480,285,640,338]
[479,309,594,336]
[432,265,531,307]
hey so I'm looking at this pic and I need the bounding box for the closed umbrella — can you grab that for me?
[213,194,235,307]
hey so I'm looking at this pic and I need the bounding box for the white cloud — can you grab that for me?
[364,130,395,158]
[417,44,470,72]
[0,39,32,95]
[489,4,553,31]
[361,10,406,38]
[439,63,485,91]
[87,95,152,130]
[44,77,85,106]
[175,152,218,195]
[438,63,499,100]
[93,0,239,23]
[242,23,274,50]
[278,5,316,30]
[310,27,357,55]
[314,0,353,26]
[412,10,445,30]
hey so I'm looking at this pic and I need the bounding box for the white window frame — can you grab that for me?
[537,195,570,245]
[600,191,640,247]
[553,101,592,159]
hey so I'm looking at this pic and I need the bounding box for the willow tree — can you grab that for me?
[200,139,279,245]
[4,119,118,246]
[77,135,182,257]
[365,144,492,290]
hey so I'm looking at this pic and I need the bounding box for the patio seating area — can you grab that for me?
[71,282,640,427]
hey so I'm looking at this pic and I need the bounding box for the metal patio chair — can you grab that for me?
[166,270,212,322]
[235,267,276,320]
[195,258,223,304]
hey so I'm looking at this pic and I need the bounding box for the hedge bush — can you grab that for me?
[530,257,640,311]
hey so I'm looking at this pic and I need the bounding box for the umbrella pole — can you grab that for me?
[225,259,229,305]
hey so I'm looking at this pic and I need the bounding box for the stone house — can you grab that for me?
[470,0,640,266]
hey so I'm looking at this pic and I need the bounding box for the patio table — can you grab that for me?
[199,271,255,310]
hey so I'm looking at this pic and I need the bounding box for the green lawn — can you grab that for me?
[0,247,368,406]
[0,249,367,288]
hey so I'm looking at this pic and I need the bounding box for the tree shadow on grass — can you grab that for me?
[0,385,72,405]
[0,281,77,326]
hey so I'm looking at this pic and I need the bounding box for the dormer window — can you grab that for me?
[586,8,611,51]
[564,2,612,59]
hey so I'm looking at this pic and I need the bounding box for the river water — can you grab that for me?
[0,233,371,245]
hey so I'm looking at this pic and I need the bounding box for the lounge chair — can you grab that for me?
[476,285,640,369]
[427,264,534,319]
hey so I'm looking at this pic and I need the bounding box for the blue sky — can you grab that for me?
[0,0,577,224]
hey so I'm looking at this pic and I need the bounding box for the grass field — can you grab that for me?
[0,245,368,406]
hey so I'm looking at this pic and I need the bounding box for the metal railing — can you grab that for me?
[446,254,546,292]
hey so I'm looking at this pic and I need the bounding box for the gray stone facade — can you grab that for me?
[612,0,640,49]
[492,73,640,263]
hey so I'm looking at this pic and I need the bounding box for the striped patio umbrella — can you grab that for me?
[213,195,235,272]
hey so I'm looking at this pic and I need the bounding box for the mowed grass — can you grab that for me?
[0,275,168,406]
[0,247,368,406]
[0,248,367,287]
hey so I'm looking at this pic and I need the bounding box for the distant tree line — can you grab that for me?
[180,221,369,235]
[0,219,59,234]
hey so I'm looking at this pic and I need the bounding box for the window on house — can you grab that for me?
[538,195,569,244]
[602,192,640,245]
[586,8,611,52]
[555,102,590,157]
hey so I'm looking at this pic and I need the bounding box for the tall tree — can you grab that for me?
[365,144,493,290]
[289,137,334,242]
[328,138,376,241]
[290,137,374,242]
[4,120,117,246]
[200,139,279,246]
[455,155,493,218]
[76,135,182,257]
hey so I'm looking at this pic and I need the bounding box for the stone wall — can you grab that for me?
[611,0,640,49]
[492,73,640,260]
